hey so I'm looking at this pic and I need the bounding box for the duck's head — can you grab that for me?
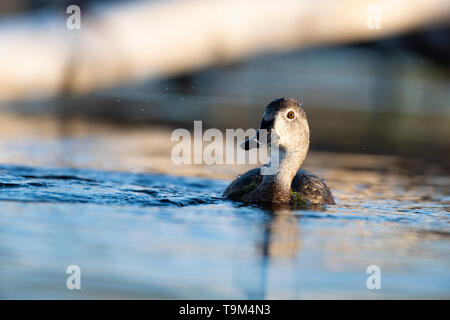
[242,98,310,154]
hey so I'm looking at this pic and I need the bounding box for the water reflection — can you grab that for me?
[255,205,331,299]
[261,208,302,258]
[257,202,326,255]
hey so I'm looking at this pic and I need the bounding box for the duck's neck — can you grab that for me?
[259,147,308,202]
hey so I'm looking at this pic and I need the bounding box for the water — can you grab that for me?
[0,117,449,299]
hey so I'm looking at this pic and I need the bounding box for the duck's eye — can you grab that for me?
[286,111,295,119]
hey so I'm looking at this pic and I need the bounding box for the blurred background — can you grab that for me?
[0,0,449,171]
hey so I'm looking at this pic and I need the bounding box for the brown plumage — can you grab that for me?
[223,98,335,205]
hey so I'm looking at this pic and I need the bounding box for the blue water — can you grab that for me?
[0,164,449,299]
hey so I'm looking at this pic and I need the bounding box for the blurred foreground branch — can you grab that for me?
[0,0,449,102]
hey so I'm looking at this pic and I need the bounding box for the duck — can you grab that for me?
[223,98,335,205]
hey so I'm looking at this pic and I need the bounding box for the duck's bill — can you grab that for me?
[240,129,271,150]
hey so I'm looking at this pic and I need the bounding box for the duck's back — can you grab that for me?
[223,168,335,205]
[291,170,335,205]
[223,168,262,200]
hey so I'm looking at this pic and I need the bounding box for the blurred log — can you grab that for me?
[0,0,449,102]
